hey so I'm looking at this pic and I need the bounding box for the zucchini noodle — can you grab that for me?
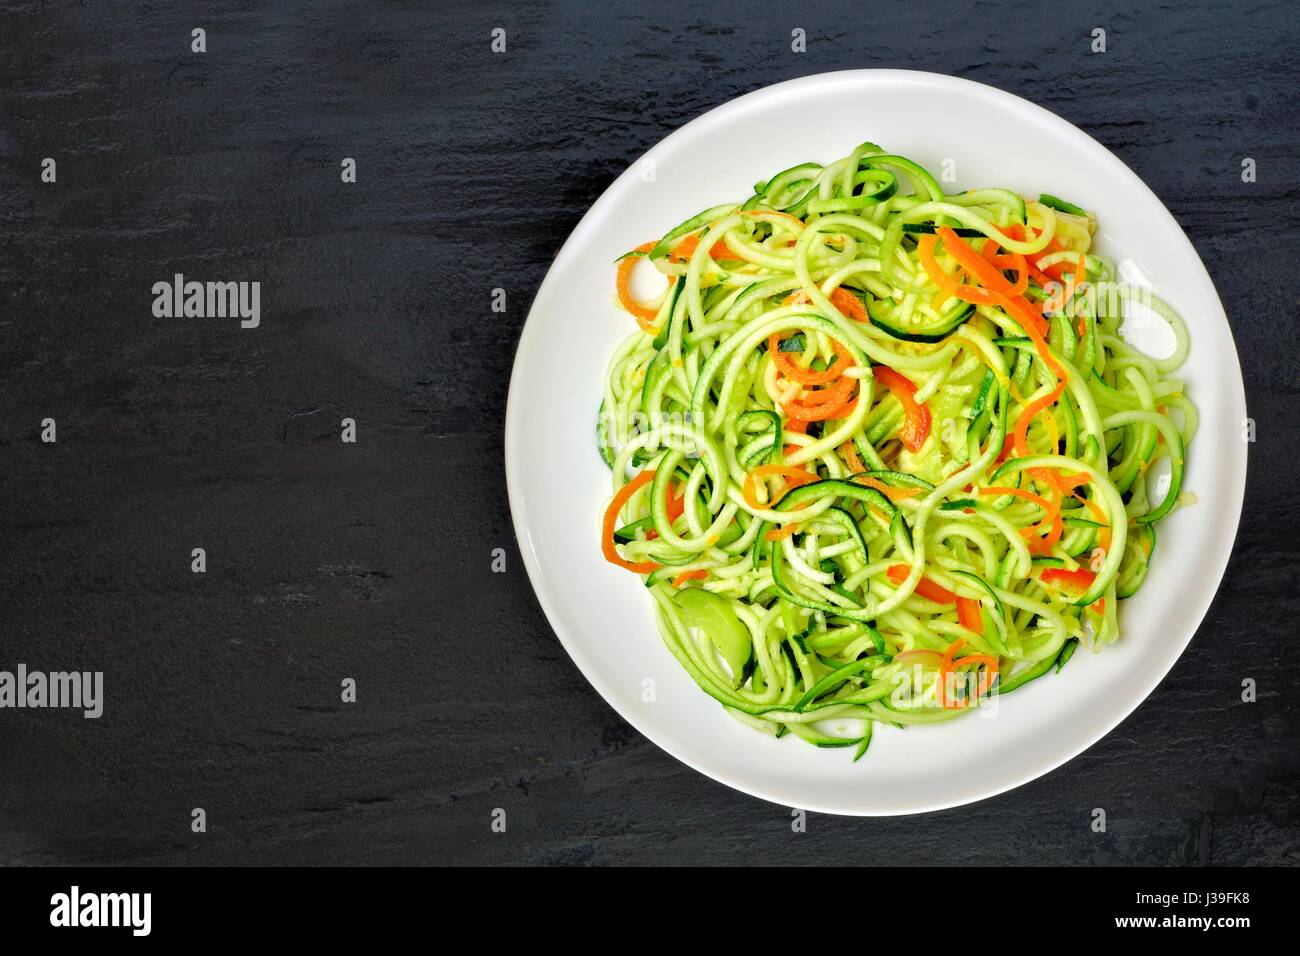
[597,142,1194,760]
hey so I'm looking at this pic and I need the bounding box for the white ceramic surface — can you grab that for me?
[505,70,1247,815]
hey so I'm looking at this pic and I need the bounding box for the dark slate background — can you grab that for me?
[1,0,1296,866]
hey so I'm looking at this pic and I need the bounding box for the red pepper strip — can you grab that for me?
[1039,567,1096,589]
[672,570,708,587]
[886,565,956,604]
[956,596,985,634]
[1038,567,1106,613]
[873,366,931,451]
[768,333,855,385]
[994,433,1016,465]
[602,470,662,574]
[665,484,686,522]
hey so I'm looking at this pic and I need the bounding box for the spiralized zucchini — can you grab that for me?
[598,142,1194,759]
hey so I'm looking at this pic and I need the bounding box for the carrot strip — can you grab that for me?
[994,251,1029,295]
[938,226,1053,342]
[978,485,1048,504]
[670,233,746,263]
[602,470,662,574]
[855,475,922,501]
[1011,382,1067,458]
[917,234,960,304]
[978,485,1063,555]
[939,227,1073,495]
[937,638,999,709]
[838,441,865,473]
[616,242,670,331]
[782,417,808,458]
[1074,493,1112,551]
[765,523,799,542]
[768,333,854,385]
[783,369,859,420]
[784,287,870,323]
[1057,471,1090,491]
[672,569,708,587]
[751,463,815,538]
[742,465,815,510]
[788,375,855,409]
[785,396,858,423]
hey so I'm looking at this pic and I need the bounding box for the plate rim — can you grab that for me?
[504,68,1248,816]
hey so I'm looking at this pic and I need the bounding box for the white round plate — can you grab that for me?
[505,70,1246,815]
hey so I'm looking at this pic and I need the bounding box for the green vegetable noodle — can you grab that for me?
[598,142,1195,759]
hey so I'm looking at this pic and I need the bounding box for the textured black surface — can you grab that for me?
[1,0,1297,866]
